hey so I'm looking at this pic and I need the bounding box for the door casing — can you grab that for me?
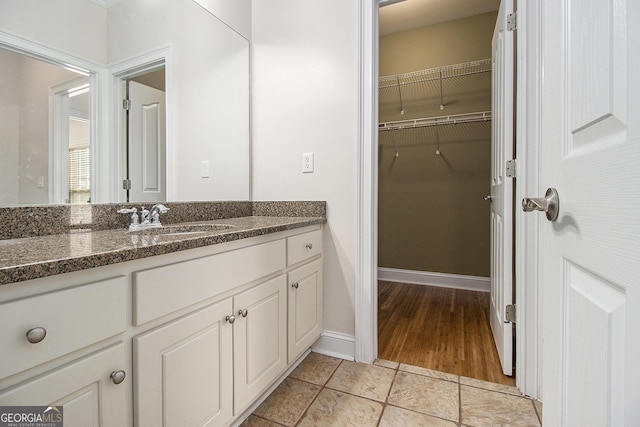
[355,0,542,399]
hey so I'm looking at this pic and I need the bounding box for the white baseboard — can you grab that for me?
[378,267,490,293]
[311,330,356,361]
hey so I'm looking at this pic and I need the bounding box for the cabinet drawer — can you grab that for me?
[133,239,286,325]
[287,229,322,266]
[0,342,128,427]
[0,276,127,379]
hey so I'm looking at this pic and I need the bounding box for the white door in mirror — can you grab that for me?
[128,82,166,202]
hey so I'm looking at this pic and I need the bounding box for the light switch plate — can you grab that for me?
[302,152,314,173]
[201,160,210,178]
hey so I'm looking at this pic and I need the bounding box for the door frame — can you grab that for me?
[355,0,542,399]
[50,77,90,204]
[107,44,173,203]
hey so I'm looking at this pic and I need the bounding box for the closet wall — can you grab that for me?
[378,12,497,277]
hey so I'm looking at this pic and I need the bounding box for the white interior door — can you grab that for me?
[489,0,515,377]
[538,0,640,425]
[128,81,166,203]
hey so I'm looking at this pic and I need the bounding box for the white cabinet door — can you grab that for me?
[134,299,233,427]
[0,343,127,427]
[233,275,287,414]
[288,259,323,363]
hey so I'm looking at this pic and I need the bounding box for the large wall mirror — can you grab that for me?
[0,0,250,207]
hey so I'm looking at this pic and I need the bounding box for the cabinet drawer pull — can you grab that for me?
[225,315,236,324]
[291,282,299,289]
[306,243,313,250]
[238,309,248,317]
[110,370,126,385]
[26,327,47,344]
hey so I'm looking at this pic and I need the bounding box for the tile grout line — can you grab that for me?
[379,361,465,426]
[249,413,288,427]
[459,382,522,397]
[532,398,542,426]
[375,360,401,426]
[292,358,344,426]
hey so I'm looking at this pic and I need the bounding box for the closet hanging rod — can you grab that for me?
[379,58,491,89]
[378,111,492,131]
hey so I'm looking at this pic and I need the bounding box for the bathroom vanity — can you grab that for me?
[0,204,325,427]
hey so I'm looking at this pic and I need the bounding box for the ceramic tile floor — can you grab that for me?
[241,352,542,427]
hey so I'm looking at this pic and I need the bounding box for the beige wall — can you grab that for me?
[378,12,497,277]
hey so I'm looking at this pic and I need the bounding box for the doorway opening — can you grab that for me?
[376,0,513,385]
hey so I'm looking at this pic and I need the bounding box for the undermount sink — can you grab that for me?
[126,223,234,236]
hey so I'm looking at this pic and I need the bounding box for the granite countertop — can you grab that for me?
[0,216,325,286]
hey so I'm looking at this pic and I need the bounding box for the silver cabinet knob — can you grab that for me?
[26,327,47,344]
[305,243,313,250]
[291,282,299,289]
[110,370,126,385]
[238,309,248,318]
[225,315,236,324]
[522,188,559,221]
[483,195,493,202]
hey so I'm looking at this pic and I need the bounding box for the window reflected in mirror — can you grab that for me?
[68,116,90,204]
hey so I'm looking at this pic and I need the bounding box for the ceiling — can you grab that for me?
[379,0,500,36]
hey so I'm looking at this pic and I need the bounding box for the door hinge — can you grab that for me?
[122,179,131,190]
[122,99,131,111]
[506,159,517,178]
[505,304,516,323]
[507,12,517,31]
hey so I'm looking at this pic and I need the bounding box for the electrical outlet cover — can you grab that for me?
[302,152,314,173]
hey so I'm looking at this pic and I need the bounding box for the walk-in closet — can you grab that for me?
[376,2,512,385]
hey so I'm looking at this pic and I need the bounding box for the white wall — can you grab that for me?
[251,0,360,341]
[0,48,20,205]
[0,0,107,64]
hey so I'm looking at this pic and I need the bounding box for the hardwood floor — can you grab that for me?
[377,281,515,386]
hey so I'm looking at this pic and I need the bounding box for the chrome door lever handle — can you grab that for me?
[483,195,493,202]
[522,188,559,221]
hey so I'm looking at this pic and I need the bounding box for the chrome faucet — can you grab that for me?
[118,204,169,230]
[148,204,170,225]
[117,207,139,229]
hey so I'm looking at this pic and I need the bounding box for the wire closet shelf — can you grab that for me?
[378,111,492,132]
[378,58,492,89]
